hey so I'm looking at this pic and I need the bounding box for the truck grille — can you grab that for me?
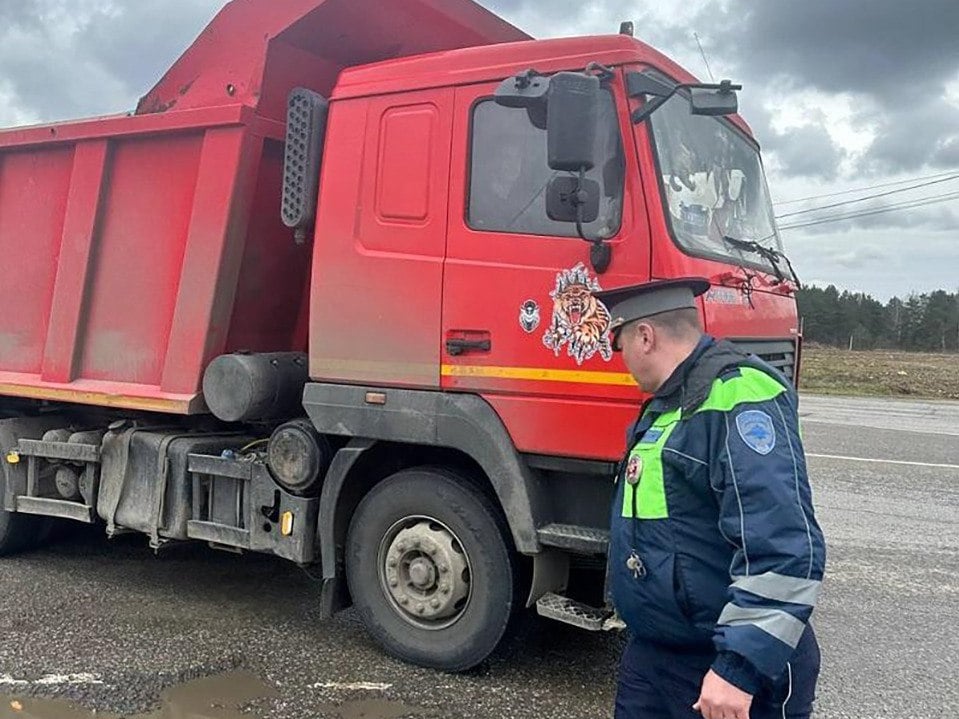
[729,339,798,384]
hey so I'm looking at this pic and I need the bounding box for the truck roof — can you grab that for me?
[333,33,754,138]
[334,34,693,99]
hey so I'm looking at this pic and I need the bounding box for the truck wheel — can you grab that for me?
[345,467,518,671]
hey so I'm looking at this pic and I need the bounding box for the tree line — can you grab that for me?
[796,285,959,352]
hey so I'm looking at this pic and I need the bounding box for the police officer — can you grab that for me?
[594,278,826,719]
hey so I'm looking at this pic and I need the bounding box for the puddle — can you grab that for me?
[0,670,277,719]
[0,696,97,719]
[315,699,424,719]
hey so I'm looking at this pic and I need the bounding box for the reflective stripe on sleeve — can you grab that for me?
[731,572,822,607]
[717,604,806,648]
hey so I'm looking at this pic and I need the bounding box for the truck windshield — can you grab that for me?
[648,94,784,272]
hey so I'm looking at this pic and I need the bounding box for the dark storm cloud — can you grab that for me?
[735,0,959,103]
[0,1,46,27]
[866,97,959,171]
[738,102,846,180]
[657,0,959,175]
[771,124,847,180]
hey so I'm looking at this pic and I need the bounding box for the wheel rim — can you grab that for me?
[377,515,473,630]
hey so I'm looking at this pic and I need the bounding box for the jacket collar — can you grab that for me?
[653,334,715,403]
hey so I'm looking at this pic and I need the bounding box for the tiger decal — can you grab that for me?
[542,263,613,365]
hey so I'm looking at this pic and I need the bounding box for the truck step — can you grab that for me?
[535,592,612,631]
[15,497,95,523]
[536,523,609,555]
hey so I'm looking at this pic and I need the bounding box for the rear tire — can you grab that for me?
[345,467,518,671]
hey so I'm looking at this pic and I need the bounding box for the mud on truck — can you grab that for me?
[0,0,801,670]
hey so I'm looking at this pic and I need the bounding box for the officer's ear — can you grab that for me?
[633,321,656,352]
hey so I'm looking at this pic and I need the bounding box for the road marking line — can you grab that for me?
[0,673,103,686]
[806,453,959,470]
[309,681,392,691]
[801,418,959,437]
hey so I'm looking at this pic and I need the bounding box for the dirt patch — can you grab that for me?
[800,347,959,400]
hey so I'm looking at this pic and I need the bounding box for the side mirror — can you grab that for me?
[626,72,742,123]
[546,72,600,172]
[546,176,600,223]
[690,84,738,116]
[281,88,329,244]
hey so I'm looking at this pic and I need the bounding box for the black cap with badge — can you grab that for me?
[595,277,710,351]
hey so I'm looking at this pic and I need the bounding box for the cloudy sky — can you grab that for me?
[1,0,956,300]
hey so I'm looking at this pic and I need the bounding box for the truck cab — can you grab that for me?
[303,35,798,462]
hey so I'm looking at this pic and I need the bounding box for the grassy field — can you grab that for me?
[800,346,959,400]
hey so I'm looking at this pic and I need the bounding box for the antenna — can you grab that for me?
[693,32,715,81]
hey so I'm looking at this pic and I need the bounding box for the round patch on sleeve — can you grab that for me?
[735,410,776,455]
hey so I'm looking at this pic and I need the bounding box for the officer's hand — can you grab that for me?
[692,669,753,719]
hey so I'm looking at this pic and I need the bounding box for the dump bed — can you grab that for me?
[0,0,526,413]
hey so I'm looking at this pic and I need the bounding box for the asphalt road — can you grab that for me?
[0,394,956,719]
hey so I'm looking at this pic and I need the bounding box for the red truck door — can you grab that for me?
[310,88,454,388]
[442,77,648,459]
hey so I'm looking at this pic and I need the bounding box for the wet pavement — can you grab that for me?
[0,671,277,718]
[0,394,956,718]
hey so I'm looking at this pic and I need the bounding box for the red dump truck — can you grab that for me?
[0,0,800,670]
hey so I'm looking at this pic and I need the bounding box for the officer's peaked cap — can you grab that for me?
[594,277,710,351]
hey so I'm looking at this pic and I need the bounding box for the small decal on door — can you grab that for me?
[519,300,541,333]
[542,263,613,365]
[705,286,750,307]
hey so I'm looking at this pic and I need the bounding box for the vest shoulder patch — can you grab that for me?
[641,427,664,444]
[735,409,776,455]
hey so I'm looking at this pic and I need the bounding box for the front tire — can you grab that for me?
[345,467,518,671]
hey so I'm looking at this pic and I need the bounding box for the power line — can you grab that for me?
[778,190,959,231]
[779,193,959,231]
[773,169,959,206]
[775,173,959,219]
[780,190,959,230]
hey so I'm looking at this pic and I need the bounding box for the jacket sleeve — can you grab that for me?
[707,369,826,694]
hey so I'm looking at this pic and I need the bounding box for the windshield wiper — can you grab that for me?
[722,235,801,288]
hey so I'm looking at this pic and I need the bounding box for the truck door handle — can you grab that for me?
[446,338,491,356]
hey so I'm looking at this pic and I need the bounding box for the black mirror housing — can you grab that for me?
[626,72,675,98]
[546,176,600,223]
[690,86,738,116]
[627,71,742,123]
[494,70,549,109]
[546,72,600,172]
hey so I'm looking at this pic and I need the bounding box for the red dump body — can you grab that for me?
[0,0,527,413]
